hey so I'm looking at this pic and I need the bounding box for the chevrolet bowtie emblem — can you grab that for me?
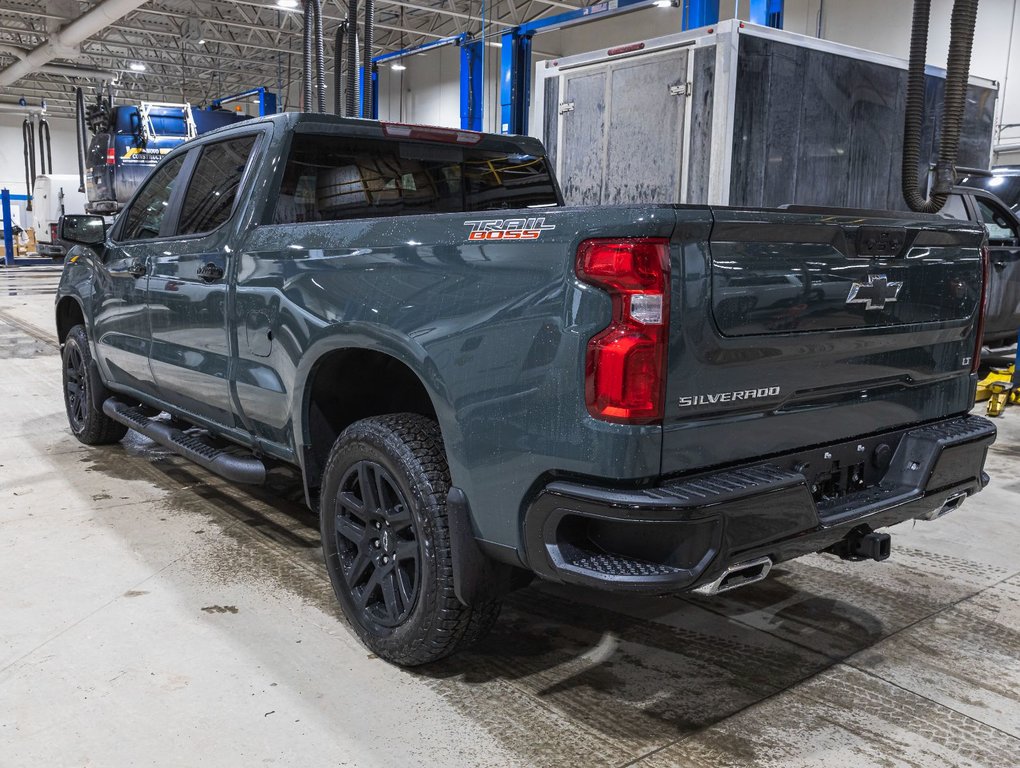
[846,274,903,311]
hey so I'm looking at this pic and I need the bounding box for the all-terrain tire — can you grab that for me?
[319,413,500,666]
[61,324,127,445]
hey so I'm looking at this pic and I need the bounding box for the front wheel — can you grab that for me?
[61,324,127,445]
[319,414,500,666]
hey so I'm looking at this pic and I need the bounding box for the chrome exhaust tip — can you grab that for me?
[919,490,968,521]
[693,556,773,596]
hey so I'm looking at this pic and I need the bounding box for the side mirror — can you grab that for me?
[60,214,106,246]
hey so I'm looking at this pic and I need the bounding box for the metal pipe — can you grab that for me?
[303,0,313,110]
[0,0,148,86]
[363,0,375,116]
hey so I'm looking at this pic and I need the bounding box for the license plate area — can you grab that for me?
[773,430,909,508]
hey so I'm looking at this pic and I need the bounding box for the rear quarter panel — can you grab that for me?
[236,205,680,551]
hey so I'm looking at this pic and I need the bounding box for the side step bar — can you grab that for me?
[103,398,266,485]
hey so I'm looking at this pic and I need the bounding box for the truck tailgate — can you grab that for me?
[661,207,986,476]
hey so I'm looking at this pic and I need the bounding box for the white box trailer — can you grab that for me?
[531,20,998,209]
[31,175,88,257]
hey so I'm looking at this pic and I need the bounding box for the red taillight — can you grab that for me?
[106,147,116,165]
[972,245,989,374]
[577,238,670,424]
[50,223,58,241]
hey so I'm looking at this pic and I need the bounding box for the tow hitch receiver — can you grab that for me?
[828,528,891,562]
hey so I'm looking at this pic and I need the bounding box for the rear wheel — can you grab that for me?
[319,413,500,665]
[62,324,127,445]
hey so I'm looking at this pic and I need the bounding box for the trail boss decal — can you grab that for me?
[678,386,781,408]
[464,218,556,241]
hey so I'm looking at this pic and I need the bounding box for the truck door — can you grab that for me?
[971,193,1020,347]
[147,133,259,428]
[92,153,188,397]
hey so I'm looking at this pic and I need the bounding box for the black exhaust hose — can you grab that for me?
[314,0,326,113]
[75,87,87,194]
[334,20,348,115]
[303,0,313,111]
[23,118,35,212]
[363,0,374,117]
[39,119,52,176]
[346,0,358,117]
[902,0,980,213]
[312,0,324,112]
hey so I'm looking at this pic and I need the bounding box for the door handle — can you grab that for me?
[128,259,147,278]
[197,262,224,282]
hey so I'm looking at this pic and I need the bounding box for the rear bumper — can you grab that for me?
[523,415,996,593]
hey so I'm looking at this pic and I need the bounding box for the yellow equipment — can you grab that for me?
[976,365,1018,417]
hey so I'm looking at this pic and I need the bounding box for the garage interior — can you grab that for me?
[2,1,1020,766]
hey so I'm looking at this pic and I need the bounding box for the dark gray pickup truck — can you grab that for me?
[56,113,996,665]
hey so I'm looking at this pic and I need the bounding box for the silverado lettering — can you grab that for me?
[55,113,996,666]
[678,387,781,407]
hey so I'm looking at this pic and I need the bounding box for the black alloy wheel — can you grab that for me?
[319,414,501,665]
[64,342,88,431]
[334,460,421,627]
[61,324,127,445]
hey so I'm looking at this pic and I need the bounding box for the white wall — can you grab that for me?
[376,0,1020,164]
[0,114,82,227]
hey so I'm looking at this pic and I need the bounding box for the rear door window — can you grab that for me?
[273,134,559,224]
[119,154,187,241]
[176,135,258,236]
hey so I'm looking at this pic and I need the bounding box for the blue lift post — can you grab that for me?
[749,0,784,28]
[499,0,703,135]
[682,0,719,30]
[460,37,484,131]
[211,87,278,116]
[2,189,52,267]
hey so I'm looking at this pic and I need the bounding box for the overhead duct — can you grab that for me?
[334,20,348,115]
[0,0,147,86]
[302,0,326,112]
[346,0,359,117]
[363,0,375,117]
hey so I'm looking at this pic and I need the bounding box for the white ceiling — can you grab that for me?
[0,0,583,117]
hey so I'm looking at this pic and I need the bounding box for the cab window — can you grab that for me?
[176,135,258,236]
[975,197,1020,247]
[119,154,187,241]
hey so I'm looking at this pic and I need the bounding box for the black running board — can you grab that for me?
[102,399,266,485]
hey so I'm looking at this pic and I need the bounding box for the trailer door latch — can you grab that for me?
[669,83,690,97]
[558,101,575,114]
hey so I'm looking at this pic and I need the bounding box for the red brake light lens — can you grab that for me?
[382,122,482,144]
[106,147,116,165]
[577,238,670,424]
[50,223,58,241]
[972,245,989,374]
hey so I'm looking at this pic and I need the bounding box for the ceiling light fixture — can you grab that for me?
[129,62,146,71]
[391,62,406,70]
[276,0,299,8]
[654,0,674,6]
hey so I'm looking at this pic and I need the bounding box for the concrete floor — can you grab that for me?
[1,264,1019,767]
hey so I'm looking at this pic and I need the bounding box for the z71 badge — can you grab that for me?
[464,218,556,241]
